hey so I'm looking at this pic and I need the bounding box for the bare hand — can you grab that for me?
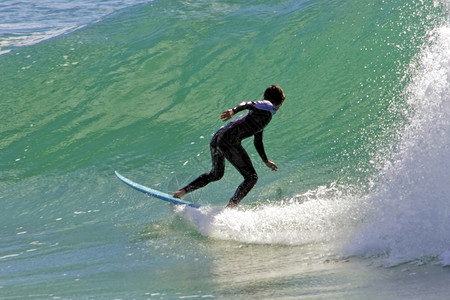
[220,109,234,122]
[265,160,278,171]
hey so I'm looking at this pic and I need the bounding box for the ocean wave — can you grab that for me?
[174,11,450,267]
[0,0,152,53]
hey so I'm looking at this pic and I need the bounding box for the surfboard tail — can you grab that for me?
[115,171,201,208]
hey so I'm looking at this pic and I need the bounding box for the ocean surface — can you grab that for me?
[1,0,450,298]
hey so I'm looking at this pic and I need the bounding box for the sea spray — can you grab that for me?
[345,22,450,265]
[175,183,366,248]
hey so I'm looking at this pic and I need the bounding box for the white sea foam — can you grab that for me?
[345,22,450,265]
[175,183,364,248]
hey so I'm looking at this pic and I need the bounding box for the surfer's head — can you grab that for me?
[264,85,285,108]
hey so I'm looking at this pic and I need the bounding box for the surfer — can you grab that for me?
[173,85,285,208]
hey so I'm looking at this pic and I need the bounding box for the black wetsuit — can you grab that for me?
[182,100,277,205]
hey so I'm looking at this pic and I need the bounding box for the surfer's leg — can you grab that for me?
[224,145,258,207]
[174,145,225,198]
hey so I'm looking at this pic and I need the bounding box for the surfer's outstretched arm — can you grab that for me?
[221,101,258,122]
[220,109,234,121]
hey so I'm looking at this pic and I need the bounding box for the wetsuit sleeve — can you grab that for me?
[232,101,255,114]
[254,131,268,163]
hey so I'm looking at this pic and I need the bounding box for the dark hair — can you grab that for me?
[264,85,285,105]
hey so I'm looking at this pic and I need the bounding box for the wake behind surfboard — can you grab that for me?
[115,171,201,208]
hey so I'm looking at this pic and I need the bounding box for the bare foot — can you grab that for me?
[226,201,237,208]
[173,188,186,199]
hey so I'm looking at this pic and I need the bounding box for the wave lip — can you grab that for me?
[0,0,152,53]
[0,26,82,53]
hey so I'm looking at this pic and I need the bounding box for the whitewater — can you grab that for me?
[348,22,450,266]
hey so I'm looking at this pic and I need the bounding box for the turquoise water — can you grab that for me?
[2,0,450,298]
